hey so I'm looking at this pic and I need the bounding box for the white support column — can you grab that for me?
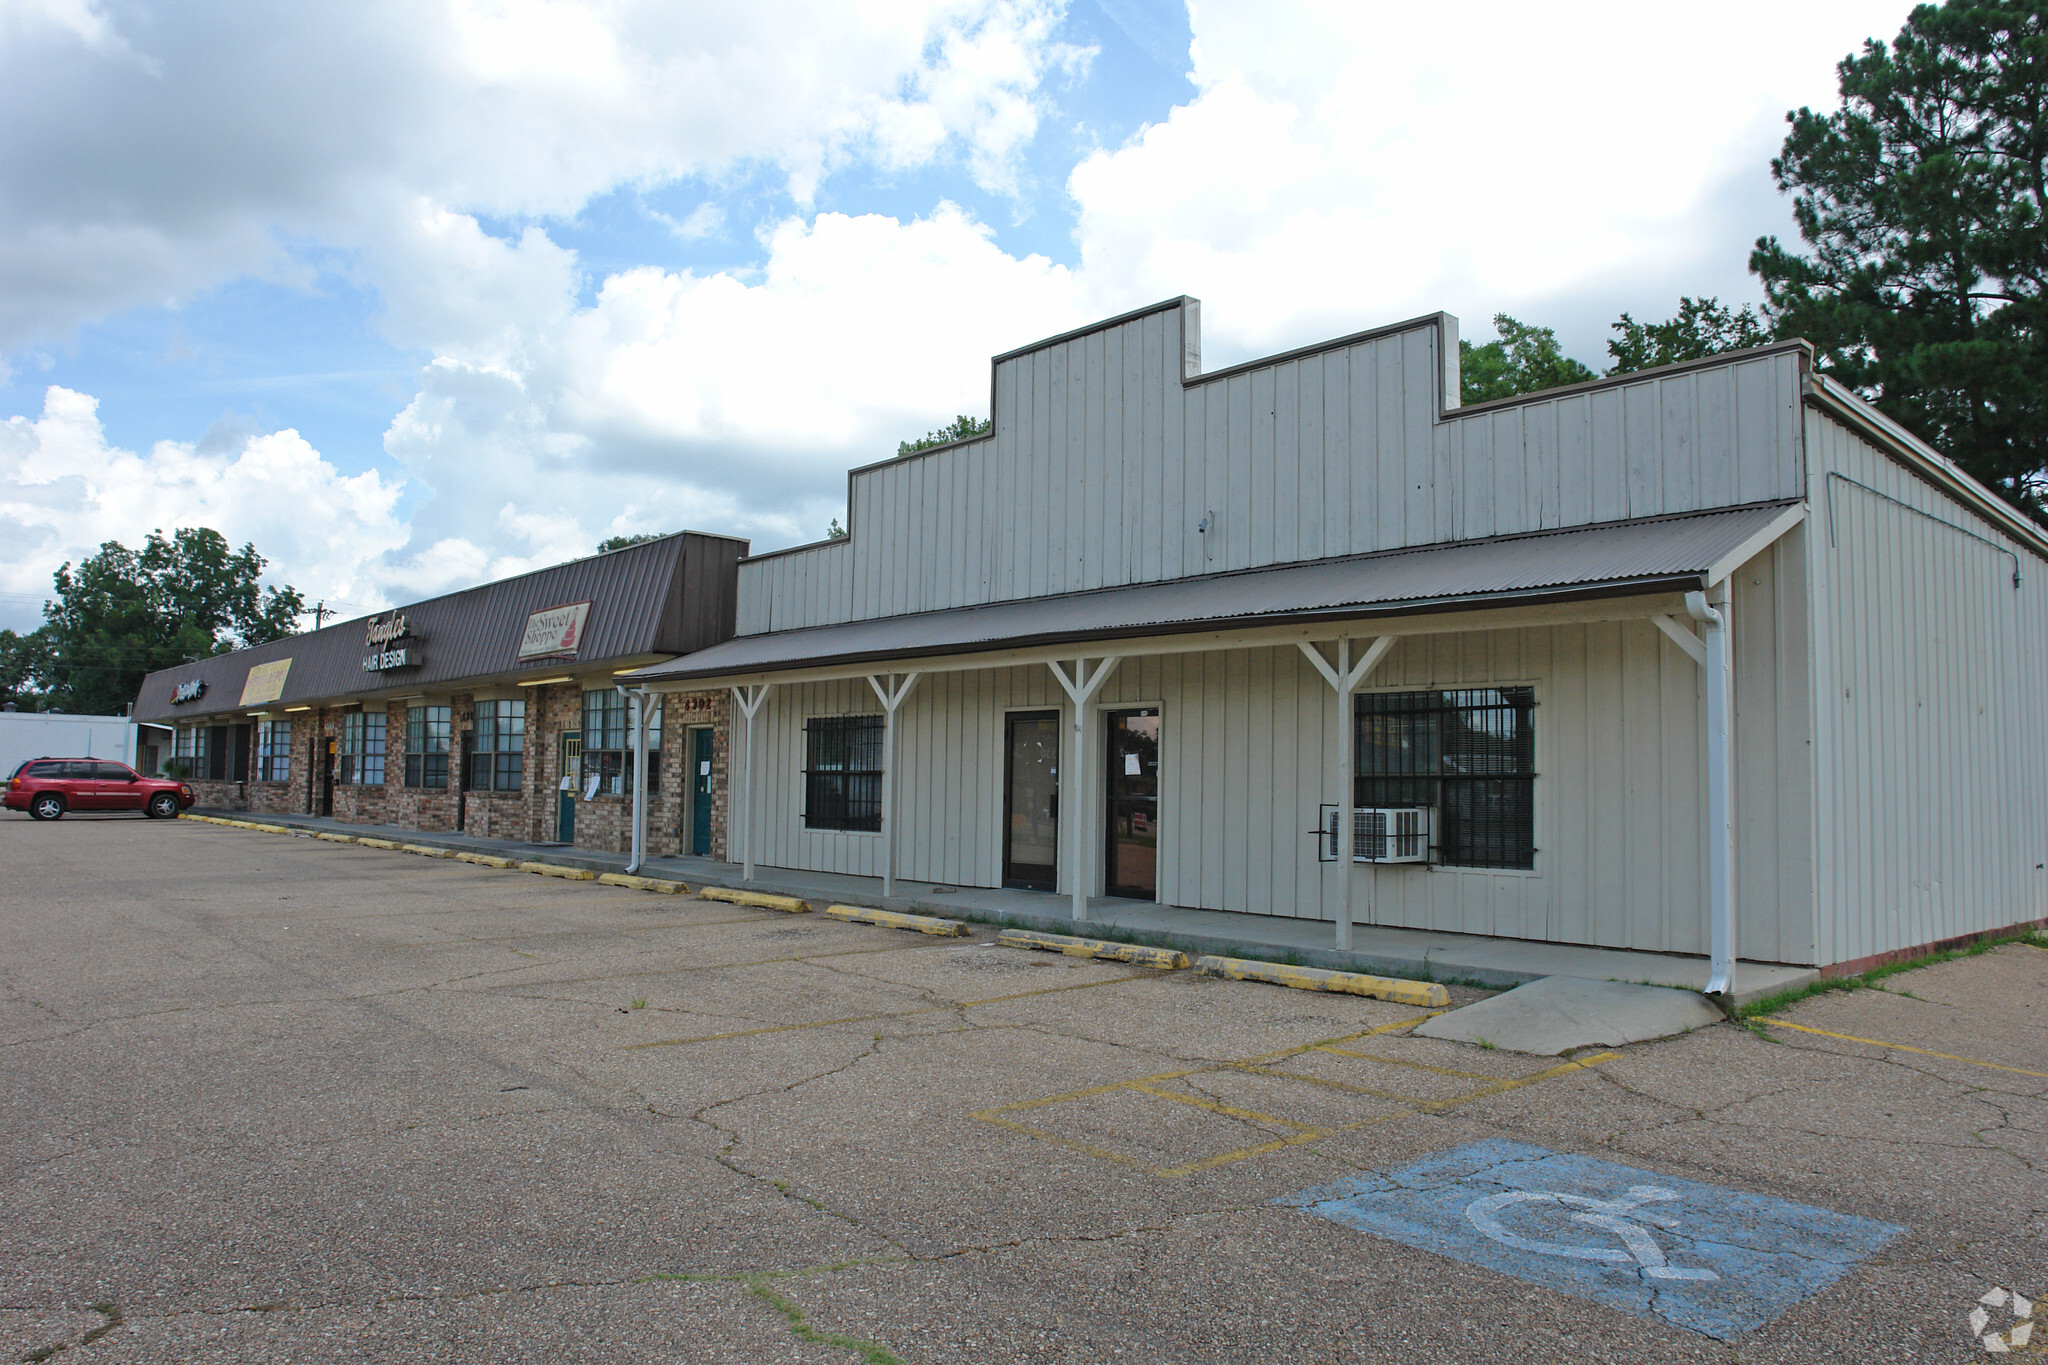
[865,672,921,898]
[1685,590,1736,997]
[1048,656,1122,922]
[731,683,772,882]
[623,686,651,875]
[1300,636,1397,952]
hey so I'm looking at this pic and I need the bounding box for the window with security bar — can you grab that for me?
[1355,687,1535,869]
[804,714,883,832]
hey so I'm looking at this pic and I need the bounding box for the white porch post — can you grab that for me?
[1300,637,1397,952]
[1048,656,1122,922]
[621,686,651,875]
[865,672,921,898]
[731,683,772,882]
[1657,590,1736,997]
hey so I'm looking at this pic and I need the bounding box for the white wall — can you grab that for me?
[737,303,1807,634]
[737,573,1813,960]
[0,712,138,774]
[1806,412,2048,964]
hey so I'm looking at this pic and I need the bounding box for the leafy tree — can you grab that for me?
[1751,0,2048,518]
[597,532,669,553]
[1607,297,1772,374]
[0,627,53,709]
[897,414,990,457]
[1459,315,1599,405]
[39,527,304,715]
[825,518,848,540]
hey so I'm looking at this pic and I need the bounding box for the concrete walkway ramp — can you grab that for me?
[1416,976,1725,1056]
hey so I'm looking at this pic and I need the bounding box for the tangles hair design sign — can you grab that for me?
[363,612,422,672]
[518,601,592,661]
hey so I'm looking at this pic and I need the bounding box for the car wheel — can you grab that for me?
[29,794,64,821]
[146,793,181,820]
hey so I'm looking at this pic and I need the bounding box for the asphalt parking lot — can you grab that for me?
[2,817,2043,1363]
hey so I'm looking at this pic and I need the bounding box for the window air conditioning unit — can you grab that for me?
[1317,804,1434,864]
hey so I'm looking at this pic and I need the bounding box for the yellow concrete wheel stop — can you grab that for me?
[1196,955,1449,1007]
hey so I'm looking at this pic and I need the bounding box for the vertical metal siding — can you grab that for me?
[730,307,1807,636]
[1807,413,2046,964]
[738,599,1811,959]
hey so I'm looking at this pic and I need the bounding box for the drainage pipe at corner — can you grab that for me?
[1686,588,1735,997]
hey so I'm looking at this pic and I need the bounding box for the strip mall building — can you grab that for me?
[131,533,743,859]
[138,299,2048,983]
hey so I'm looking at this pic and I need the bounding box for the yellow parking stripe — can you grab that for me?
[1762,1019,2048,1079]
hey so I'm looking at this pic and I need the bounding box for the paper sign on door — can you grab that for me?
[1124,754,1141,775]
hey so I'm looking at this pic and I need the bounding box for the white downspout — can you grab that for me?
[1687,588,1736,997]
[620,686,650,876]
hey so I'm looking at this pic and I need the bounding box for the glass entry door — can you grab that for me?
[1104,708,1160,900]
[1002,710,1060,890]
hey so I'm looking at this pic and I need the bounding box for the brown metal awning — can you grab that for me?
[628,500,1804,685]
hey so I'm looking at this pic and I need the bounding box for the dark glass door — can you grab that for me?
[1104,708,1159,900]
[558,731,580,842]
[1003,710,1060,890]
[690,727,714,856]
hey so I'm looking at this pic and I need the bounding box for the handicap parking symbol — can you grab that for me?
[1281,1140,1903,1340]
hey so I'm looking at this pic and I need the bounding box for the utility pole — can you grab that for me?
[310,601,332,630]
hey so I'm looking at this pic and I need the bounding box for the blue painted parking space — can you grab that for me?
[1280,1140,1904,1340]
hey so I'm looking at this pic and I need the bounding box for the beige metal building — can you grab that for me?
[648,300,2040,983]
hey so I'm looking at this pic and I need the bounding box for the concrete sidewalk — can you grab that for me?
[199,809,1815,1006]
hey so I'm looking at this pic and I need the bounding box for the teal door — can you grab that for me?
[689,727,714,855]
[558,731,581,842]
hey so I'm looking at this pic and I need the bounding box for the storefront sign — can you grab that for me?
[170,679,207,705]
[519,600,592,660]
[363,612,422,672]
[238,658,292,706]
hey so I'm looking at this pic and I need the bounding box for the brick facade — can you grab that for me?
[190,686,730,860]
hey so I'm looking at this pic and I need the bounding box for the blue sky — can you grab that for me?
[0,0,1916,632]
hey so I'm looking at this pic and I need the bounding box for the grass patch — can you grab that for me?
[641,1261,907,1365]
[629,996,648,1010]
[1733,927,2048,1022]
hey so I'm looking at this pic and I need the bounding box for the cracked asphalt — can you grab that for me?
[3,818,2043,1363]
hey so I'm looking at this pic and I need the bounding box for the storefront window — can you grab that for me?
[468,699,525,792]
[171,726,208,778]
[339,712,386,786]
[405,705,451,789]
[580,689,659,797]
[803,715,883,831]
[257,719,292,782]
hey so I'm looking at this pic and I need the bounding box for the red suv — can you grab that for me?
[5,758,195,821]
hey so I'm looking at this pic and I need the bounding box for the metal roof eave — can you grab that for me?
[624,574,1707,690]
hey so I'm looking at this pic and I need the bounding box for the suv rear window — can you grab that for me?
[25,761,63,776]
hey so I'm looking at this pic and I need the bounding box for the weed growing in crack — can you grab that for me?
[1734,927,2047,1021]
[641,1262,908,1365]
[629,996,648,1010]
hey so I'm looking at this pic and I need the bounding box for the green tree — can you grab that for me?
[825,518,848,540]
[1459,315,1599,405]
[597,532,669,553]
[39,528,304,715]
[1751,0,2048,518]
[897,414,990,457]
[0,627,53,709]
[1607,297,1772,375]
